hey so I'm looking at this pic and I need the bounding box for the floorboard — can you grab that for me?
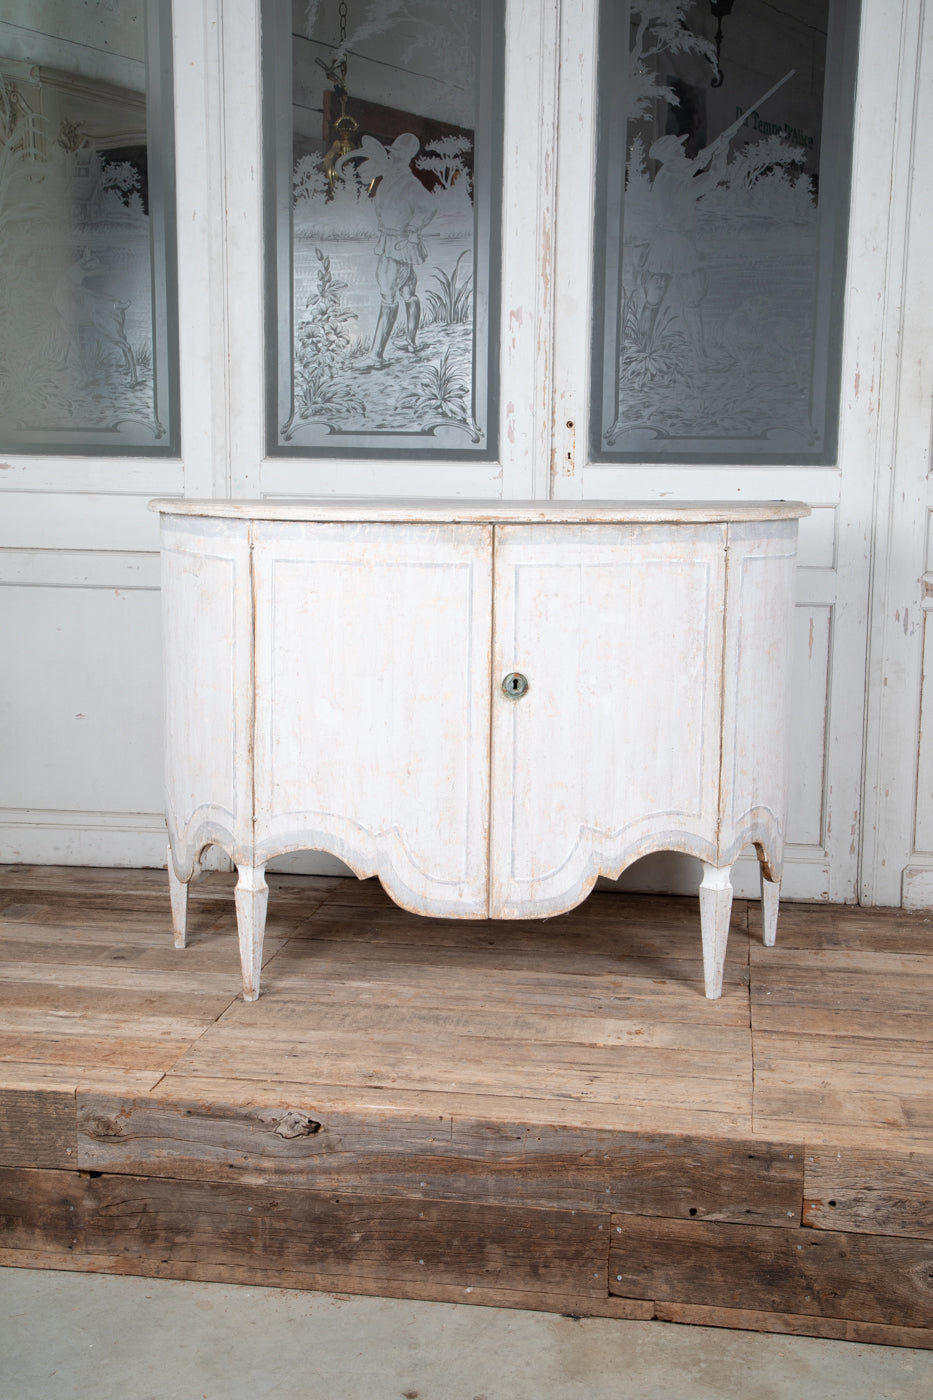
[1,865,932,1348]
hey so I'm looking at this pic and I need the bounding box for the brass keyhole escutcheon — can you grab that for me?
[502,671,529,699]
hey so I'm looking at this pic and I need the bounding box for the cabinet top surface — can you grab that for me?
[151,498,810,524]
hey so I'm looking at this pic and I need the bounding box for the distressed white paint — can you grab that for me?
[157,499,804,999]
[0,0,222,868]
[859,0,933,907]
[545,0,933,912]
[489,520,727,911]
[250,519,494,913]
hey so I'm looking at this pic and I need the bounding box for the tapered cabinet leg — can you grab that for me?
[235,863,269,1001]
[699,863,734,1000]
[761,869,781,947]
[167,844,188,950]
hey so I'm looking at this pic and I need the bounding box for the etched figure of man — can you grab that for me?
[343,132,436,371]
[629,132,729,364]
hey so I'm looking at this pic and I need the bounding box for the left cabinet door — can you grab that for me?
[251,520,494,916]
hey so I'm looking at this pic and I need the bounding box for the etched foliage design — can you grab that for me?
[596,0,848,461]
[279,0,493,452]
[0,4,171,451]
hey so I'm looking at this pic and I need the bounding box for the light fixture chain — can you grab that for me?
[339,0,348,46]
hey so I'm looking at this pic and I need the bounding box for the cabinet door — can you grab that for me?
[251,520,492,916]
[489,522,726,917]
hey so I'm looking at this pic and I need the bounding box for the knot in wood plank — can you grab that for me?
[272,1111,322,1140]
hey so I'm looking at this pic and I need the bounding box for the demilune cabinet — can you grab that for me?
[153,499,807,1000]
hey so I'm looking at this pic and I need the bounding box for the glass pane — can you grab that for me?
[0,1,178,455]
[264,0,503,458]
[591,0,860,464]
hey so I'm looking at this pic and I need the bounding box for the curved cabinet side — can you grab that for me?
[161,515,254,880]
[717,519,800,878]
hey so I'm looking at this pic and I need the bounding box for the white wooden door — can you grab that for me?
[250,520,493,914]
[0,1,194,869]
[545,0,922,906]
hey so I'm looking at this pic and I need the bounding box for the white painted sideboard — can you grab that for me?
[153,499,808,1001]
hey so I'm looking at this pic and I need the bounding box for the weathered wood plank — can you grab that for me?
[289,900,749,957]
[215,985,739,1052]
[4,1243,933,1346]
[76,1092,801,1224]
[0,1166,609,1296]
[0,1064,165,1095]
[0,1088,75,1168]
[752,964,933,1016]
[0,921,224,949]
[753,1032,933,1139]
[0,898,227,936]
[168,1029,753,1116]
[760,1121,933,1155]
[755,1076,933,1136]
[0,1006,207,1073]
[214,993,751,1053]
[750,944,933,976]
[804,1148,933,1239]
[652,1301,933,1350]
[0,1038,187,1073]
[754,1031,933,1068]
[749,901,933,953]
[257,949,752,1024]
[0,981,235,1019]
[0,866,173,895]
[262,962,750,1028]
[155,1073,754,1139]
[0,940,261,973]
[752,1006,933,1042]
[609,1215,933,1327]
[0,864,341,902]
[0,1245,660,1320]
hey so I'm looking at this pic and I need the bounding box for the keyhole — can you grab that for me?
[502,671,529,699]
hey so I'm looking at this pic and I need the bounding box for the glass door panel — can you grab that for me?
[263,0,504,458]
[591,0,860,464]
[0,0,177,454]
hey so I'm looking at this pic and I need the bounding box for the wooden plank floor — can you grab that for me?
[1,864,932,1348]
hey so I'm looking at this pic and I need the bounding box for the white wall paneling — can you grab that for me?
[0,550,165,865]
[860,0,933,907]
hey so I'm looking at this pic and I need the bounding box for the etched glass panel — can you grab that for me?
[592,0,859,464]
[264,0,502,457]
[0,1,178,455]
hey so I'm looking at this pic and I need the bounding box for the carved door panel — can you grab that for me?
[488,522,726,916]
[250,520,493,915]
